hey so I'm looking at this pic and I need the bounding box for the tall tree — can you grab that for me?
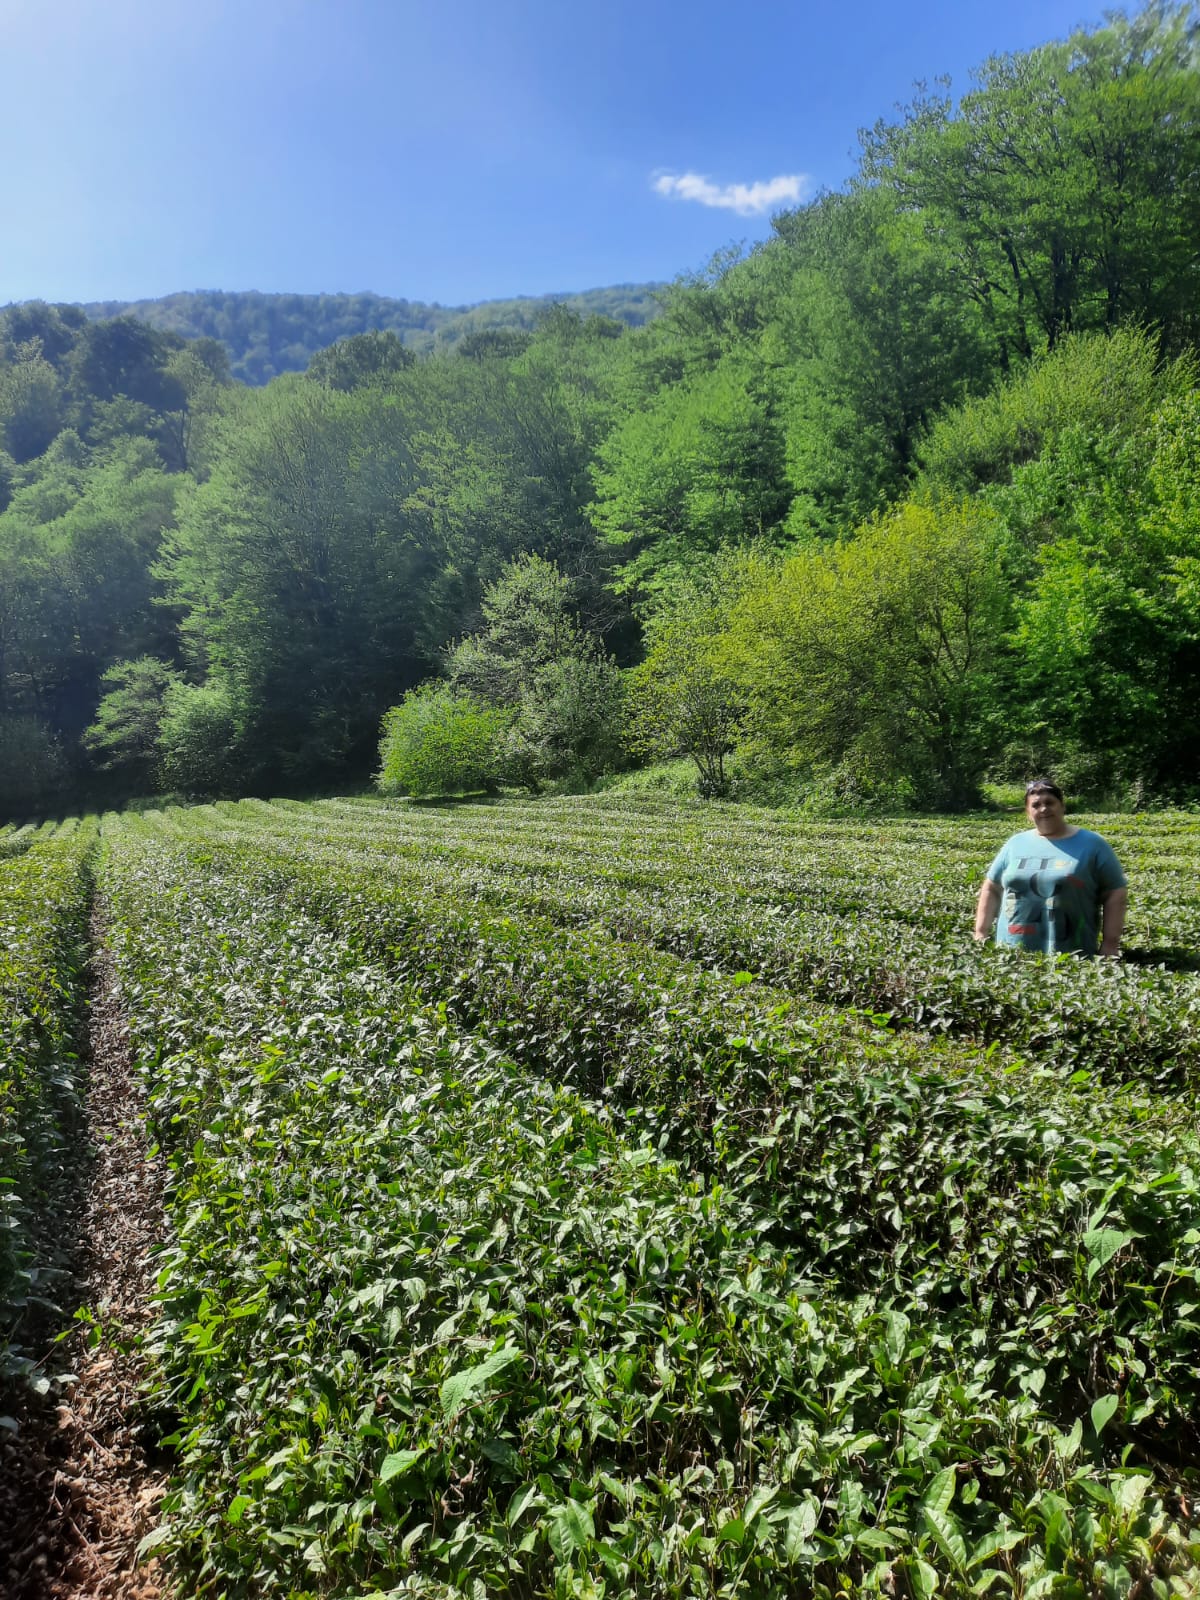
[159,379,433,783]
[860,4,1200,364]
[591,353,791,600]
[769,186,991,530]
[306,330,415,391]
[0,341,63,464]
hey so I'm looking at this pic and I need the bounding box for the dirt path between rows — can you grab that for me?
[0,912,167,1600]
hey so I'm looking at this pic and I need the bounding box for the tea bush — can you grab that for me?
[0,819,96,1379]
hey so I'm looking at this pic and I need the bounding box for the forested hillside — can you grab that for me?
[2,2,1199,817]
[77,284,664,384]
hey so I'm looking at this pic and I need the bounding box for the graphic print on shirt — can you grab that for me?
[1002,855,1083,947]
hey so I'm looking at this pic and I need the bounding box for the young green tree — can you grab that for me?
[627,556,756,797]
[447,554,625,789]
[726,503,1012,807]
[447,554,585,702]
[505,653,625,789]
[157,677,244,797]
[83,656,182,789]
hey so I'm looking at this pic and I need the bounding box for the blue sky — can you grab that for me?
[3,0,1109,308]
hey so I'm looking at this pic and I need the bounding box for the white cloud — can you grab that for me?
[652,170,809,216]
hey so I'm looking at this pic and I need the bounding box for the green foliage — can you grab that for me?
[769,186,991,531]
[0,341,63,464]
[504,653,626,789]
[402,346,614,629]
[83,655,181,785]
[447,555,584,705]
[157,678,243,797]
[306,330,415,391]
[0,303,223,788]
[455,328,536,362]
[448,554,626,789]
[725,502,1012,807]
[591,356,792,598]
[917,327,1192,496]
[628,556,754,797]
[860,5,1200,363]
[9,441,182,740]
[993,381,1200,794]
[596,756,699,797]
[376,683,510,797]
[158,380,435,785]
[0,716,67,818]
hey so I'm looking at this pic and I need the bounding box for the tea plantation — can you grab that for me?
[3,796,1199,1598]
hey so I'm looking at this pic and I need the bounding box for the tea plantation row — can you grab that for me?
[192,797,1200,1084]
[0,818,95,1380]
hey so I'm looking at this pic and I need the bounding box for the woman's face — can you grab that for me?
[1025,787,1066,834]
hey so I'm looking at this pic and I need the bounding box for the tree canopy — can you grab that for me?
[5,3,1200,813]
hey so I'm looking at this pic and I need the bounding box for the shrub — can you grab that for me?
[377,682,510,797]
[508,653,627,789]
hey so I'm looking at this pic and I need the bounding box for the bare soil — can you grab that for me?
[0,914,168,1600]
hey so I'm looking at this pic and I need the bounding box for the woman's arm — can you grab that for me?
[1098,885,1128,957]
[974,879,1001,943]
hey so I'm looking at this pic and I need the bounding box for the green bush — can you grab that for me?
[376,682,510,797]
[157,679,242,797]
[508,653,627,789]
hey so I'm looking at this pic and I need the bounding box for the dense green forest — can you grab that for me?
[77,284,663,384]
[3,2,1200,817]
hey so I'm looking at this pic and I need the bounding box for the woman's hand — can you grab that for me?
[974,879,1001,943]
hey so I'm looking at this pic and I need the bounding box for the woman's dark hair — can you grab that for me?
[1025,778,1064,801]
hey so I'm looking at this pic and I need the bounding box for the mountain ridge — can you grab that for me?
[70,283,664,384]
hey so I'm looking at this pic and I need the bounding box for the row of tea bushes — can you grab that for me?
[0,822,39,861]
[99,816,1200,1599]
[0,819,95,1378]
[198,798,1200,1086]
[323,794,1200,952]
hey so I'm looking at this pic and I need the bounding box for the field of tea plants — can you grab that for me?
[5,795,1200,1598]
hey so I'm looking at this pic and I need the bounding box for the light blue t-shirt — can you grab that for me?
[986,828,1127,955]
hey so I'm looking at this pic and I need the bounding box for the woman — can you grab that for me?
[974,779,1128,957]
